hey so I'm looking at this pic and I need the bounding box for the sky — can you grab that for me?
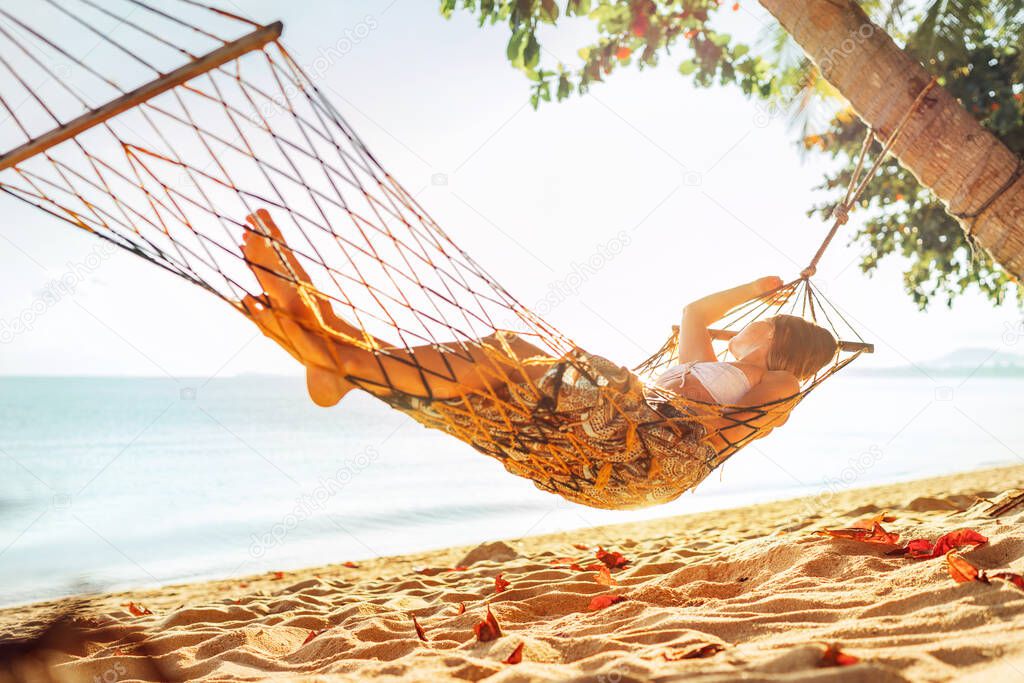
[0,0,1021,378]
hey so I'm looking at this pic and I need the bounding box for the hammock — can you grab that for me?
[0,2,927,509]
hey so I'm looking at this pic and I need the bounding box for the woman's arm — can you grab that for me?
[702,370,800,453]
[676,276,783,364]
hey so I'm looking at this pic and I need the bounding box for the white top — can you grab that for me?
[654,361,752,405]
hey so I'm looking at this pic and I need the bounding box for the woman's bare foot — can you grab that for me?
[239,209,356,407]
[241,210,318,325]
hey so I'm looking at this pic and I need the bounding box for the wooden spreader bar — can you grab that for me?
[0,22,283,171]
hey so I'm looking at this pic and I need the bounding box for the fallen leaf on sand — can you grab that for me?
[851,512,896,529]
[596,547,629,569]
[945,552,1024,590]
[551,557,585,571]
[906,529,988,559]
[303,629,325,645]
[661,643,725,660]
[819,643,859,667]
[122,602,152,617]
[473,606,502,642]
[342,561,359,568]
[413,616,427,642]
[455,602,466,615]
[572,543,590,550]
[946,552,981,583]
[504,642,524,664]
[495,573,511,593]
[595,566,618,587]
[588,594,626,611]
[817,522,900,545]
[991,572,1024,590]
[271,571,285,580]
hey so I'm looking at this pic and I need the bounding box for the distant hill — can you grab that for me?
[850,347,1024,378]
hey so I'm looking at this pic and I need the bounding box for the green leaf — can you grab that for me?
[678,59,697,75]
[540,0,559,23]
[708,31,731,47]
[567,0,590,16]
[557,72,571,100]
[507,27,528,65]
[523,32,540,69]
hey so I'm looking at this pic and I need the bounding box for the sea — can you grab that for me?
[0,372,1020,606]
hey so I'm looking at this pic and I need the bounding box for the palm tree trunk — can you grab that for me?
[759,0,1024,279]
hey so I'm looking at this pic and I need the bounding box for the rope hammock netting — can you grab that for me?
[0,1,929,509]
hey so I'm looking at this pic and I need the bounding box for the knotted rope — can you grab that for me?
[800,77,939,279]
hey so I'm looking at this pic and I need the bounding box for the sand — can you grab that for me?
[4,464,1024,682]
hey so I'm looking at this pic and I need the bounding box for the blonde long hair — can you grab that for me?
[765,314,838,381]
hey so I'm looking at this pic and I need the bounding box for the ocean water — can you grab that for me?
[0,373,1019,607]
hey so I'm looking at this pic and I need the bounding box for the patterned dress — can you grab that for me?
[376,337,718,510]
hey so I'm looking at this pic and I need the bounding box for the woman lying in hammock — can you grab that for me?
[238,209,837,508]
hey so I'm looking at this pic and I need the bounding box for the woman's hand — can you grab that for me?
[677,275,788,364]
[752,275,783,296]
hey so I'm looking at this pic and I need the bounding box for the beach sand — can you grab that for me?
[4,464,1024,682]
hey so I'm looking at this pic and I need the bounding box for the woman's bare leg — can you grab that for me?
[239,209,554,405]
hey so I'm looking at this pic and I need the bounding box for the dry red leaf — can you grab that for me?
[572,543,590,551]
[991,572,1024,590]
[819,643,859,667]
[303,629,325,645]
[818,522,900,545]
[596,547,629,569]
[595,566,618,587]
[906,529,988,559]
[238,582,249,588]
[504,642,524,664]
[271,571,284,580]
[851,512,896,530]
[456,602,466,615]
[473,606,502,642]
[412,616,427,642]
[122,602,152,617]
[661,643,725,661]
[946,552,981,583]
[551,557,585,571]
[931,529,988,556]
[342,561,359,568]
[495,573,511,593]
[944,552,1024,591]
[588,594,626,611]
[904,539,932,557]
